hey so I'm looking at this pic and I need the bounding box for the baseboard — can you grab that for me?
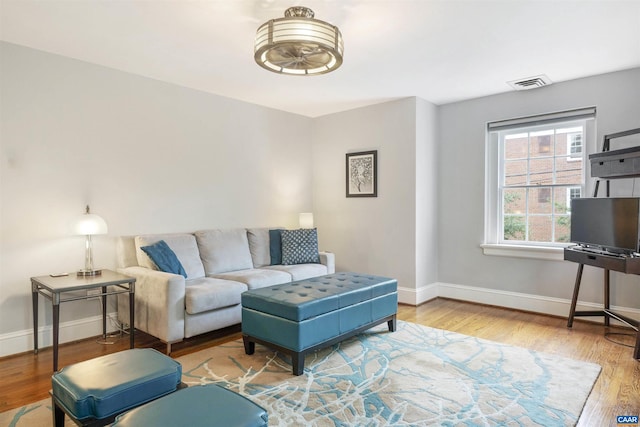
[398,283,438,305]
[399,282,640,324]
[0,312,119,358]
[4,284,638,358]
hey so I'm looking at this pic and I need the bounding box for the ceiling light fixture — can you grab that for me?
[254,6,343,76]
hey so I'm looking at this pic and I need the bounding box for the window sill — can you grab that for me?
[480,243,566,261]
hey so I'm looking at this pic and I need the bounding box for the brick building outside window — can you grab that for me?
[501,126,584,243]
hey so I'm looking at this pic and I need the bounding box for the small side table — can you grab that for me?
[31,269,136,371]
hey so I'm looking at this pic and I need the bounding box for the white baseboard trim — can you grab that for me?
[398,283,439,305]
[0,312,119,358]
[399,282,640,324]
[3,283,638,358]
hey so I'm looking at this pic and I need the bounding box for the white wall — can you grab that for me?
[438,68,640,312]
[2,40,638,358]
[0,42,313,356]
[311,97,440,301]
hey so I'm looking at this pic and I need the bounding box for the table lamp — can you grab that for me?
[74,205,108,276]
[299,212,314,229]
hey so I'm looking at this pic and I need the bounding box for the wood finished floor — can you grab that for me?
[1,298,638,426]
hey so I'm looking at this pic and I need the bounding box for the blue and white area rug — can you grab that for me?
[1,321,600,426]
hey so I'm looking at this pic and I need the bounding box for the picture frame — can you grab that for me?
[346,150,377,197]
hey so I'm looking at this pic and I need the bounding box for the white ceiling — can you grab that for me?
[2,0,639,117]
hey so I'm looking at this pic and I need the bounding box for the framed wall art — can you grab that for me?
[346,150,377,197]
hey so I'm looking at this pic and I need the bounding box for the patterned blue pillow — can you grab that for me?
[141,240,187,278]
[281,228,320,265]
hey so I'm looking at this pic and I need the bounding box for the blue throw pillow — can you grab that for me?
[141,240,187,278]
[281,228,320,265]
[269,229,283,265]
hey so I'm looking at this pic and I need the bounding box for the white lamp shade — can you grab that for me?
[74,213,108,235]
[299,212,314,229]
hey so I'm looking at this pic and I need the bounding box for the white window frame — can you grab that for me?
[482,107,596,260]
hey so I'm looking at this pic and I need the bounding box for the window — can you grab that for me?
[567,132,583,161]
[566,186,582,211]
[538,187,551,203]
[538,134,552,154]
[484,107,596,256]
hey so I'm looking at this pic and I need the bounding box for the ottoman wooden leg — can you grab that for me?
[52,398,65,427]
[388,315,397,332]
[243,335,255,355]
[292,352,305,376]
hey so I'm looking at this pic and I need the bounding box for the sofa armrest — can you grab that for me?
[319,251,335,274]
[116,266,186,344]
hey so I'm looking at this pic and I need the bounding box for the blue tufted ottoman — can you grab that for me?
[51,348,182,427]
[242,272,397,375]
[110,383,268,426]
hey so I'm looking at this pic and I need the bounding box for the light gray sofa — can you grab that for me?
[116,228,335,353]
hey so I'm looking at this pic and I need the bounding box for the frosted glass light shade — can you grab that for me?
[299,212,314,229]
[74,213,108,236]
[254,6,343,75]
[74,206,107,276]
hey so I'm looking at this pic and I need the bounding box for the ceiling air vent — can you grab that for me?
[507,74,552,91]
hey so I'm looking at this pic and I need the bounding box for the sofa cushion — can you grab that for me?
[212,268,291,290]
[281,228,320,265]
[269,229,283,265]
[136,234,205,279]
[263,263,329,281]
[184,277,247,315]
[247,228,270,268]
[195,229,254,274]
[140,240,187,278]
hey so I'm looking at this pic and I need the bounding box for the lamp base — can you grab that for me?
[77,269,102,277]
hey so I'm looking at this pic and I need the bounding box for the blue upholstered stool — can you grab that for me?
[110,383,268,427]
[51,348,182,427]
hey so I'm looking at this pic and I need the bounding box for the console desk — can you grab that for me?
[564,246,640,359]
